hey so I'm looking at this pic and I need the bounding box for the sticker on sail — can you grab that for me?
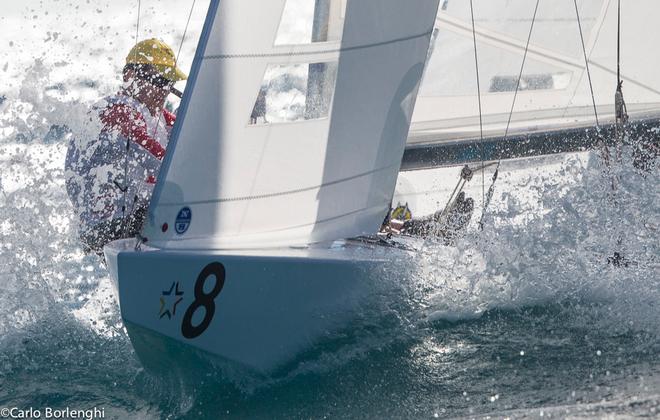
[175,207,192,234]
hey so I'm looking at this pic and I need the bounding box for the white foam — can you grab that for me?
[409,150,659,333]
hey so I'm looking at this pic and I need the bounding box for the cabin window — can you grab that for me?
[274,0,347,45]
[489,73,571,92]
[248,62,339,125]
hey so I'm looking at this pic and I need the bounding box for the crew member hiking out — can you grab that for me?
[381,192,475,246]
[65,38,187,255]
[380,164,477,245]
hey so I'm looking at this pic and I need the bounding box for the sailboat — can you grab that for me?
[104,0,442,373]
[105,0,660,373]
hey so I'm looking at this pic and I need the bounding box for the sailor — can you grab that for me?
[405,191,474,244]
[64,38,187,255]
[382,192,475,245]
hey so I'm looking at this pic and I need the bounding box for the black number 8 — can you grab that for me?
[181,262,225,339]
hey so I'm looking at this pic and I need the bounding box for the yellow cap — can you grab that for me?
[126,38,187,82]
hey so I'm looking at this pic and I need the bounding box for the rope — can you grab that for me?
[478,0,540,230]
[610,0,628,263]
[150,0,197,138]
[134,0,141,60]
[573,0,600,128]
[120,0,142,238]
[503,0,541,146]
[617,0,620,86]
[133,0,196,240]
[613,0,628,154]
[120,0,196,242]
[438,162,496,228]
[176,0,196,65]
[469,0,485,212]
[440,176,467,224]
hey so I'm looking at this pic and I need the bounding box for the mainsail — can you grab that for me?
[144,0,441,249]
[410,0,660,146]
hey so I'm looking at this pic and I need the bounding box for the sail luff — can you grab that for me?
[148,0,222,223]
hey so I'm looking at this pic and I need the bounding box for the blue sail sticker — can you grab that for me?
[175,207,192,234]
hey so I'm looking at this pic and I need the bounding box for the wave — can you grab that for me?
[418,149,659,334]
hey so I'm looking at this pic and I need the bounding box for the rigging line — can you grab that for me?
[558,0,610,122]
[614,0,627,119]
[134,0,141,58]
[175,0,196,66]
[126,0,196,246]
[132,1,195,246]
[149,0,197,173]
[615,0,628,128]
[617,0,621,86]
[478,0,540,230]
[439,177,466,225]
[503,0,541,143]
[573,0,600,128]
[151,0,196,132]
[497,0,540,168]
[121,0,142,237]
[607,0,627,264]
[439,8,660,97]
[469,0,485,214]
[612,0,628,163]
[614,0,627,141]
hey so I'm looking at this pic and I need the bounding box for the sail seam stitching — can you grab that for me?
[161,205,377,243]
[158,164,398,206]
[202,31,433,60]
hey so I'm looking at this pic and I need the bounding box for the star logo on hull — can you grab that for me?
[158,281,184,319]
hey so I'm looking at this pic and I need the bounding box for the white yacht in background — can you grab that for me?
[397,0,660,214]
[405,0,660,169]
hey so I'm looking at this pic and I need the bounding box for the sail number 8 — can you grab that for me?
[181,262,226,339]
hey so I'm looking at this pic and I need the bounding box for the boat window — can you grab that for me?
[489,73,571,92]
[274,0,346,45]
[248,62,339,125]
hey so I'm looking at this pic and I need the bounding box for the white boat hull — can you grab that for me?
[104,238,411,373]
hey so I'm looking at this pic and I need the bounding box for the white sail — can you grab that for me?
[144,0,441,249]
[410,0,660,145]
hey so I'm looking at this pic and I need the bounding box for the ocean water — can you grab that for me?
[1,2,660,419]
